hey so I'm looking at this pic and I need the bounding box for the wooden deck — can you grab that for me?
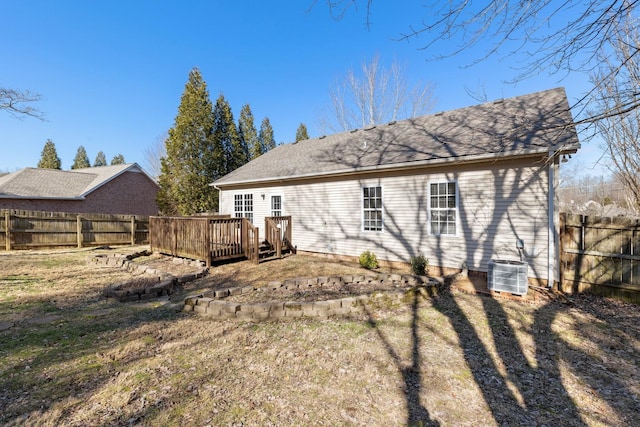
[149,215,294,267]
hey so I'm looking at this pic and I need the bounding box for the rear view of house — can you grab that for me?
[0,163,159,216]
[212,88,580,287]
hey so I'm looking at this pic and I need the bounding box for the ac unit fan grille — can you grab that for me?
[488,260,528,295]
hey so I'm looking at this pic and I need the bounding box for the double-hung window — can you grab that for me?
[234,194,253,223]
[429,182,457,235]
[363,185,383,231]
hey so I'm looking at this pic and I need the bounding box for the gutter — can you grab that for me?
[214,144,580,189]
[0,195,85,200]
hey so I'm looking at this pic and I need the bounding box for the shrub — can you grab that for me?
[410,253,429,276]
[359,251,379,269]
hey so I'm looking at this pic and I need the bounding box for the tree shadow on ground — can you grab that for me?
[364,290,440,426]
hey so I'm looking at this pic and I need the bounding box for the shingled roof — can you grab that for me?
[213,87,580,188]
[0,163,152,199]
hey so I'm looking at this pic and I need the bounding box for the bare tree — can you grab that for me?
[318,1,640,124]
[0,87,44,119]
[590,10,640,211]
[143,133,167,179]
[320,53,435,133]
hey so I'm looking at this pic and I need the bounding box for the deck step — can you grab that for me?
[259,255,282,263]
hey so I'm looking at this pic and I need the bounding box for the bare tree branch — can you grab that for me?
[0,87,44,120]
[321,53,436,133]
[320,1,640,125]
[589,8,640,209]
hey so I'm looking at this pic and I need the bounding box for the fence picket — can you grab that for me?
[0,209,149,250]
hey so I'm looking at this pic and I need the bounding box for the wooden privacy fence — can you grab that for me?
[149,215,293,267]
[0,209,149,250]
[560,212,640,302]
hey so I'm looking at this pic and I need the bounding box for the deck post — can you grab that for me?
[276,224,282,258]
[253,226,260,264]
[205,218,211,268]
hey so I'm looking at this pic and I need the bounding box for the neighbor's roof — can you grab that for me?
[213,87,580,187]
[0,163,156,199]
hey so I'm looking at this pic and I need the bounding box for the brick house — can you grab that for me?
[0,163,159,216]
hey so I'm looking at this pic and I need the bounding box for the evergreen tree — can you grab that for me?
[37,139,61,169]
[71,145,90,169]
[110,154,125,165]
[158,67,219,215]
[258,117,276,155]
[238,104,259,161]
[295,123,309,142]
[213,94,244,173]
[93,151,107,167]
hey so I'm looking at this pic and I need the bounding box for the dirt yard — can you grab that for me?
[0,246,638,426]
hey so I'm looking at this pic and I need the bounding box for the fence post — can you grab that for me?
[131,216,136,245]
[172,218,177,256]
[5,210,10,251]
[77,215,82,248]
[559,213,565,292]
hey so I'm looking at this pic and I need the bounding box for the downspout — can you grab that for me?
[547,151,557,289]
[211,184,221,214]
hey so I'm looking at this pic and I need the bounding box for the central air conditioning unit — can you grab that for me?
[488,260,528,295]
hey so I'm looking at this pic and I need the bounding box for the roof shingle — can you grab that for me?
[213,87,580,187]
[0,163,149,199]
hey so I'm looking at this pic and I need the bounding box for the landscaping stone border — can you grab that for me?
[183,274,441,320]
[89,251,208,302]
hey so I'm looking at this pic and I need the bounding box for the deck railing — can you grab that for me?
[265,217,283,258]
[265,216,295,255]
[244,221,259,264]
[150,215,287,266]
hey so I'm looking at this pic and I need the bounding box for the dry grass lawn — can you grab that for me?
[0,246,639,426]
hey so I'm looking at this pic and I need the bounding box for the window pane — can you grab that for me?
[363,186,382,231]
[429,182,457,235]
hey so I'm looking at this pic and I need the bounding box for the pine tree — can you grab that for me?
[94,151,107,167]
[71,146,90,169]
[258,117,276,155]
[213,94,244,173]
[110,154,125,165]
[295,123,309,142]
[37,139,61,169]
[238,104,259,161]
[158,67,219,215]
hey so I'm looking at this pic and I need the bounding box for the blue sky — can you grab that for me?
[0,1,607,177]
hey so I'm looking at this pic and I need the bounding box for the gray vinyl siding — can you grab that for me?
[218,157,553,280]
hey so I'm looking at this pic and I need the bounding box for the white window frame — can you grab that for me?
[270,194,283,217]
[362,185,383,232]
[428,181,459,236]
[234,193,254,223]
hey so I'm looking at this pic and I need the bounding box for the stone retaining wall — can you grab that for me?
[89,252,207,302]
[183,274,439,320]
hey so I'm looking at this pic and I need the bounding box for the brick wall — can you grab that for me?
[0,171,159,216]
